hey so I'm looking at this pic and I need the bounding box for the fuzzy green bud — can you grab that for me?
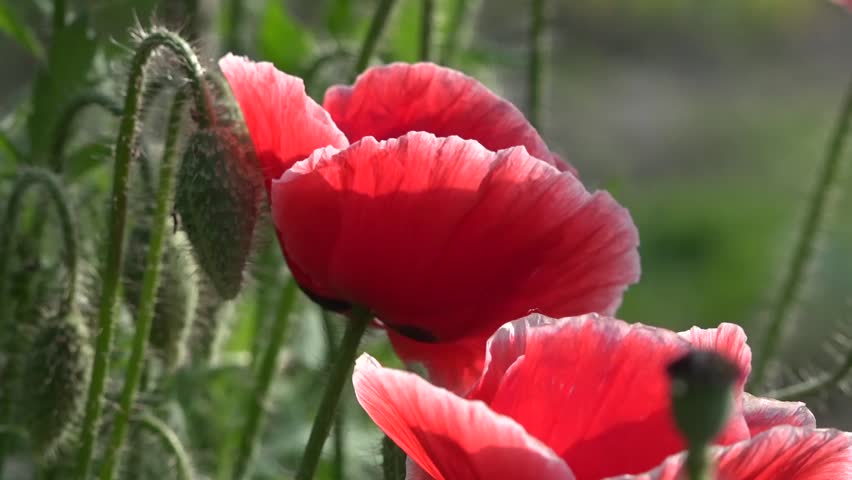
[124,226,198,370]
[174,74,263,301]
[19,313,92,457]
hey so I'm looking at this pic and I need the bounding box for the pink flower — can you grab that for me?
[353,314,851,479]
[219,56,639,392]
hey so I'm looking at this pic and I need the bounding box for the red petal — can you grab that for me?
[468,314,750,479]
[271,132,639,348]
[679,323,751,392]
[387,331,486,395]
[352,354,575,480]
[742,393,815,436]
[218,54,348,188]
[323,62,573,173]
[616,427,852,480]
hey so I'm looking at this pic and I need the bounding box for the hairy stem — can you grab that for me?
[751,78,852,388]
[75,28,212,480]
[321,311,345,480]
[768,348,852,400]
[232,278,299,480]
[97,87,189,480]
[134,412,195,480]
[50,92,122,172]
[294,311,370,480]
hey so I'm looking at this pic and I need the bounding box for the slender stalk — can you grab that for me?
[321,311,344,480]
[224,0,244,53]
[0,167,77,463]
[50,92,122,172]
[134,412,195,480]
[52,0,65,34]
[768,348,852,400]
[294,311,370,480]
[351,0,398,81]
[301,48,354,89]
[232,278,299,480]
[685,449,711,480]
[527,0,545,129]
[97,88,188,480]
[419,0,434,62]
[751,78,852,388]
[75,29,212,480]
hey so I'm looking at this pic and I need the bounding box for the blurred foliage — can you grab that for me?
[0,0,851,479]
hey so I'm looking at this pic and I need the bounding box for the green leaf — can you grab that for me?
[27,16,97,163]
[258,0,314,73]
[0,1,45,60]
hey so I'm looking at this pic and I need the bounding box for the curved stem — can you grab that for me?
[232,278,298,480]
[301,48,354,89]
[50,92,122,172]
[75,28,213,480]
[767,349,852,400]
[98,87,188,480]
[0,130,25,166]
[133,412,195,480]
[294,310,370,480]
[527,0,545,129]
[321,311,344,480]
[751,78,852,388]
[0,167,78,463]
[419,0,433,62]
[351,0,398,81]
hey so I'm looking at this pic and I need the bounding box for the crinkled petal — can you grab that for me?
[219,54,348,188]
[468,314,750,479]
[353,354,574,480]
[271,132,639,350]
[612,426,852,480]
[323,62,573,172]
[742,393,816,436]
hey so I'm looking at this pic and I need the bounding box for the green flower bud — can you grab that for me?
[19,313,92,457]
[174,74,263,300]
[667,350,740,448]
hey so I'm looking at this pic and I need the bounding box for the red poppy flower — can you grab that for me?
[219,55,639,391]
[353,314,851,480]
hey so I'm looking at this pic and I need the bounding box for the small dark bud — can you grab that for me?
[667,350,740,448]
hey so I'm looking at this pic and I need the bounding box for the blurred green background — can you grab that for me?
[2,0,852,478]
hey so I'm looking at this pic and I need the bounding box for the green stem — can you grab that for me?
[301,48,354,89]
[232,278,298,480]
[351,0,398,81]
[52,0,65,34]
[438,0,481,66]
[527,0,545,129]
[50,92,122,172]
[75,29,213,480]
[419,0,433,62]
[224,0,244,53]
[685,448,711,480]
[321,312,344,480]
[294,311,370,480]
[97,87,188,480]
[751,78,852,388]
[768,347,852,400]
[134,412,195,480]
[0,167,78,463]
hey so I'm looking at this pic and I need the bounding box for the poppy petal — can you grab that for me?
[387,331,486,395]
[218,54,348,187]
[272,132,639,348]
[679,323,751,391]
[469,314,750,479]
[614,426,852,480]
[323,62,573,172]
[742,393,815,436]
[352,354,575,480]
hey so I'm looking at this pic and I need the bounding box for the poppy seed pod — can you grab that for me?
[174,111,263,301]
[19,313,92,457]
